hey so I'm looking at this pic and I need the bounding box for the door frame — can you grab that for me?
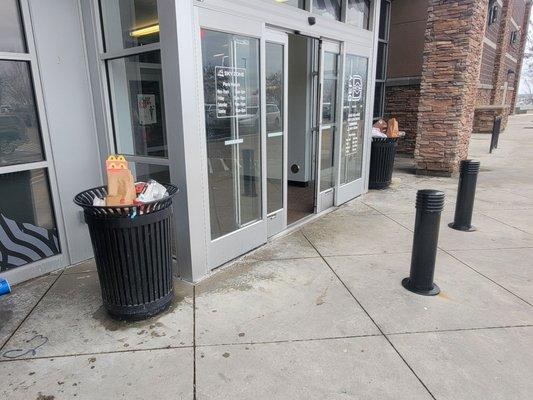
[335,40,373,206]
[196,8,268,268]
[1,0,69,285]
[316,39,342,213]
[192,0,380,273]
[265,29,289,238]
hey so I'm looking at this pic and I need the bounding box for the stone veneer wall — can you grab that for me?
[476,88,493,106]
[472,106,510,133]
[384,84,421,154]
[415,0,488,176]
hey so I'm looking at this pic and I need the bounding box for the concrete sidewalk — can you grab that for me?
[1,115,533,399]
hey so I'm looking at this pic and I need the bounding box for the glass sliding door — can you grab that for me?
[198,9,266,268]
[265,31,288,237]
[316,41,341,212]
[336,42,370,205]
[340,54,368,183]
[202,30,261,239]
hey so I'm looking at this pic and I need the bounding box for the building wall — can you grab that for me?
[480,42,497,86]
[383,0,427,153]
[477,88,493,106]
[386,0,428,79]
[480,0,529,113]
[383,0,531,160]
[29,0,103,264]
[384,83,420,153]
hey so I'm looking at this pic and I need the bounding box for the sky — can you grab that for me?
[518,11,533,94]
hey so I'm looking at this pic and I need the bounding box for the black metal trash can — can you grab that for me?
[369,137,398,190]
[74,184,178,321]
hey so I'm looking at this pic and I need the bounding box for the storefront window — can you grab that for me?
[374,0,390,118]
[313,0,341,21]
[0,1,26,53]
[376,42,387,80]
[129,162,170,183]
[346,0,370,29]
[378,0,390,40]
[100,0,159,52]
[266,42,284,214]
[107,51,167,158]
[0,61,44,167]
[0,169,60,271]
[266,0,305,7]
[341,54,367,184]
[201,29,262,240]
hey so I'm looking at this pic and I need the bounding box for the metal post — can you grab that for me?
[402,189,445,296]
[490,116,502,153]
[449,159,480,232]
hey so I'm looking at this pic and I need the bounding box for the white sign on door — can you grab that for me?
[137,94,157,125]
[345,74,363,156]
[215,66,247,119]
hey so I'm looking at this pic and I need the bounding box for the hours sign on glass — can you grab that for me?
[215,66,247,119]
[345,74,363,156]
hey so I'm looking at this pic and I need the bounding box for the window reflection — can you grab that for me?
[0,169,60,271]
[0,0,26,53]
[271,0,305,7]
[266,43,284,214]
[341,55,368,184]
[100,0,159,52]
[320,52,338,191]
[107,51,167,158]
[129,162,170,183]
[202,29,262,239]
[347,0,370,29]
[313,0,341,20]
[0,61,44,167]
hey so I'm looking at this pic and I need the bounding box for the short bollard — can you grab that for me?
[449,159,480,232]
[402,190,445,296]
[489,116,502,154]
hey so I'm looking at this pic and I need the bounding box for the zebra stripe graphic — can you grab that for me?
[0,213,60,272]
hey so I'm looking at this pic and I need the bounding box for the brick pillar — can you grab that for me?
[415,0,488,176]
[510,1,533,113]
[491,0,512,105]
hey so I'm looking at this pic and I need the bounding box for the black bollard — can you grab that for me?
[449,159,480,232]
[402,190,445,296]
[489,116,501,154]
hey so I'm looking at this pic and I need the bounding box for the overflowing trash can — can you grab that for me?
[74,183,178,321]
[369,137,398,190]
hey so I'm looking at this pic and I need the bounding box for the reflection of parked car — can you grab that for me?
[0,115,27,155]
[266,103,281,132]
[204,101,285,142]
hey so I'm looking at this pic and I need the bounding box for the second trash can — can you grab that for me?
[74,184,178,321]
[369,137,398,189]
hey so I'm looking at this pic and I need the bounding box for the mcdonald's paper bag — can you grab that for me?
[105,155,136,206]
[386,118,399,138]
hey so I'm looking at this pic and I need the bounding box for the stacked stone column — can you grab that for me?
[491,0,513,106]
[415,0,488,176]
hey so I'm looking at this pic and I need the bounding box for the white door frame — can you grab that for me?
[195,1,379,270]
[196,8,268,268]
[316,39,342,213]
[265,29,289,238]
[335,40,373,205]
